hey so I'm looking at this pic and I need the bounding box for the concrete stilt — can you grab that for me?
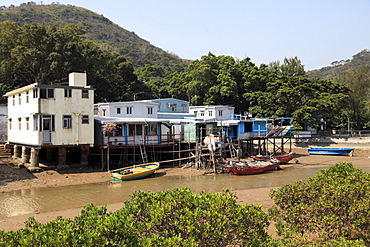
[80,145,89,166]
[46,147,54,162]
[29,148,42,172]
[30,148,39,167]
[58,147,68,169]
[13,144,20,158]
[21,146,30,164]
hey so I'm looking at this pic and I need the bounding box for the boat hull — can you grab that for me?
[225,160,280,175]
[226,165,268,175]
[307,148,354,156]
[251,152,295,163]
[109,162,160,181]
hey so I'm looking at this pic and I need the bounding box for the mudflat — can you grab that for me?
[1,147,369,232]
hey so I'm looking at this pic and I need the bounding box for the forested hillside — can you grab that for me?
[307,49,370,80]
[0,2,189,70]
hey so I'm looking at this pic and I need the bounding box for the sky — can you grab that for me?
[2,0,370,71]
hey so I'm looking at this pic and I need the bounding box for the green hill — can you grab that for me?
[307,49,370,80]
[0,2,189,70]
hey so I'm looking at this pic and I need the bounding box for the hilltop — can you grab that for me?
[0,3,189,70]
[307,49,370,80]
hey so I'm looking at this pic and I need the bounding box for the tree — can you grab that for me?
[269,162,370,245]
[334,65,370,129]
[168,53,258,113]
[245,75,349,128]
[0,21,140,103]
[280,56,306,76]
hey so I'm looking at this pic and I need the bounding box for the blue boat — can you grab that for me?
[307,148,354,156]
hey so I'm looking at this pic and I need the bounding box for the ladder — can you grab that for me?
[227,139,237,159]
[139,144,148,163]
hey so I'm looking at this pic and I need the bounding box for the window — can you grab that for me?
[82,115,89,124]
[18,118,21,130]
[26,117,29,130]
[194,111,198,116]
[64,89,72,98]
[33,89,38,98]
[48,89,54,98]
[129,124,142,135]
[182,104,187,112]
[26,91,29,103]
[63,115,72,128]
[41,115,55,132]
[218,110,223,117]
[12,95,15,106]
[208,111,213,117]
[200,111,204,116]
[18,94,21,105]
[116,108,121,114]
[147,123,157,135]
[82,90,89,98]
[168,103,177,111]
[114,124,123,136]
[126,106,133,114]
[8,118,12,130]
[33,116,38,131]
[94,107,98,115]
[147,107,153,115]
[102,109,106,116]
[40,88,54,99]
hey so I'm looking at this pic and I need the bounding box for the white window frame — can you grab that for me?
[82,90,89,98]
[64,89,72,98]
[63,115,72,129]
[82,115,89,124]
[26,117,29,130]
[147,107,153,115]
[126,106,133,115]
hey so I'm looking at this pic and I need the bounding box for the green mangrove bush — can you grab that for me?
[269,162,370,245]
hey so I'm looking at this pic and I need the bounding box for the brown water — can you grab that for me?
[1,163,369,218]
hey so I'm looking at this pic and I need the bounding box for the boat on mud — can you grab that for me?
[225,159,281,175]
[307,148,354,156]
[109,162,160,181]
[251,152,296,163]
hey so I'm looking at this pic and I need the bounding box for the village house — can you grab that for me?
[94,101,168,146]
[94,98,198,146]
[4,72,95,170]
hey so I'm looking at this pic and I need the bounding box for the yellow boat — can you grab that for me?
[108,162,160,181]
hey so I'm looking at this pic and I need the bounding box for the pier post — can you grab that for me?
[21,146,30,164]
[13,144,20,158]
[80,145,89,166]
[30,148,39,167]
[46,147,54,162]
[58,147,67,167]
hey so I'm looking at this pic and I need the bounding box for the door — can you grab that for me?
[42,115,53,143]
[128,124,143,144]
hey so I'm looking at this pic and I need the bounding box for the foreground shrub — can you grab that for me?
[117,187,272,246]
[0,188,272,246]
[269,162,370,245]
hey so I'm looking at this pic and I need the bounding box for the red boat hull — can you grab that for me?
[251,152,295,163]
[225,160,281,175]
[226,165,268,175]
